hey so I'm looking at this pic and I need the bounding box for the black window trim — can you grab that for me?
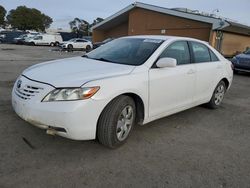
[152,40,192,68]
[188,41,220,64]
[209,49,220,62]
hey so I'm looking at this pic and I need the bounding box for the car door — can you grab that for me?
[189,41,222,103]
[149,41,196,118]
[34,36,43,45]
[75,39,85,49]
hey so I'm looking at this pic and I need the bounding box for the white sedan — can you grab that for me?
[12,35,233,148]
[60,38,93,51]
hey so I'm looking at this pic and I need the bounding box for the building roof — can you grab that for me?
[92,2,250,36]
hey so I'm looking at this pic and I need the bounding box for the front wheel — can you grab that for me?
[97,96,136,148]
[206,81,226,109]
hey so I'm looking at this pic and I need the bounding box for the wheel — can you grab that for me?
[206,81,226,109]
[67,44,73,51]
[234,69,239,74]
[30,42,35,46]
[55,41,60,46]
[86,45,91,52]
[97,96,136,148]
[50,42,55,47]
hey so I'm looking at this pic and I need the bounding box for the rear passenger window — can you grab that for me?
[209,50,219,62]
[159,41,190,65]
[190,42,211,63]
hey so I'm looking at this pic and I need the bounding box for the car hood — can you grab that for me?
[236,53,250,59]
[23,56,135,87]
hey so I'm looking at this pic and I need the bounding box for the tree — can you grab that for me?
[69,17,104,36]
[0,5,6,26]
[69,18,90,36]
[7,6,53,31]
[90,17,104,28]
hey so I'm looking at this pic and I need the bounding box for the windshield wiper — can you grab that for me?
[89,57,115,63]
[82,55,118,64]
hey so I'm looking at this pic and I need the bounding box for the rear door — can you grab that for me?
[189,41,222,103]
[149,41,196,118]
[75,39,86,49]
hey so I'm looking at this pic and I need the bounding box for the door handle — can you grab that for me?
[187,69,196,74]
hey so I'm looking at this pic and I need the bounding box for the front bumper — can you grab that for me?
[234,64,250,72]
[12,76,105,140]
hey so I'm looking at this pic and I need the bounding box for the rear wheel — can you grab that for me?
[55,41,60,46]
[206,81,226,109]
[67,44,73,51]
[234,69,239,74]
[86,45,91,52]
[97,96,136,148]
[50,42,55,47]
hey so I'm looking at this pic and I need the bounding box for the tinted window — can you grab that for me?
[34,36,42,40]
[159,41,190,65]
[209,50,219,62]
[76,39,85,42]
[87,38,163,66]
[191,42,211,63]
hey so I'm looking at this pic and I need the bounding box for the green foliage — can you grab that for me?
[90,17,104,27]
[69,18,90,36]
[0,5,6,25]
[6,6,53,31]
[69,17,104,36]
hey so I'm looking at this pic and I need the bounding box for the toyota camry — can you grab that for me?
[12,35,233,148]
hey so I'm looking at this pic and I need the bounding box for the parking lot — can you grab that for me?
[0,44,250,188]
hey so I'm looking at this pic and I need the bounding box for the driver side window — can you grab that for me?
[159,41,191,65]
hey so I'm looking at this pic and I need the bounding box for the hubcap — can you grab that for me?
[116,105,134,141]
[214,84,225,105]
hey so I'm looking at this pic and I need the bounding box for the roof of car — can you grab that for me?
[122,35,205,42]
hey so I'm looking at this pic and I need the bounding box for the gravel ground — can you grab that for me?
[0,44,250,188]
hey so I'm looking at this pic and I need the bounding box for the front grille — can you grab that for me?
[239,58,250,65]
[15,84,44,100]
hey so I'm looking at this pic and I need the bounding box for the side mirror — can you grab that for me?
[156,58,177,68]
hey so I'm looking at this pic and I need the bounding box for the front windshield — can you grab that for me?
[19,34,26,38]
[103,38,113,43]
[68,38,76,42]
[86,38,163,66]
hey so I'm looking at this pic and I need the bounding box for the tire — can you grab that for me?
[30,42,35,46]
[50,42,55,47]
[234,69,239,74]
[86,45,91,52]
[205,81,226,109]
[67,44,73,51]
[97,95,136,148]
[55,41,59,46]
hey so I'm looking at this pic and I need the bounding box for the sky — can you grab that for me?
[1,0,250,29]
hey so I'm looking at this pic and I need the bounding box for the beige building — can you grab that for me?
[92,2,250,57]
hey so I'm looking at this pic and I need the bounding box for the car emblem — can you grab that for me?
[17,80,22,89]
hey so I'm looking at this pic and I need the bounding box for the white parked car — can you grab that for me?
[59,38,93,51]
[12,36,233,148]
[26,34,63,46]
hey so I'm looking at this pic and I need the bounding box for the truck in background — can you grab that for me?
[25,33,63,46]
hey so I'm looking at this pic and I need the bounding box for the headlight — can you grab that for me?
[231,57,239,64]
[42,87,100,102]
